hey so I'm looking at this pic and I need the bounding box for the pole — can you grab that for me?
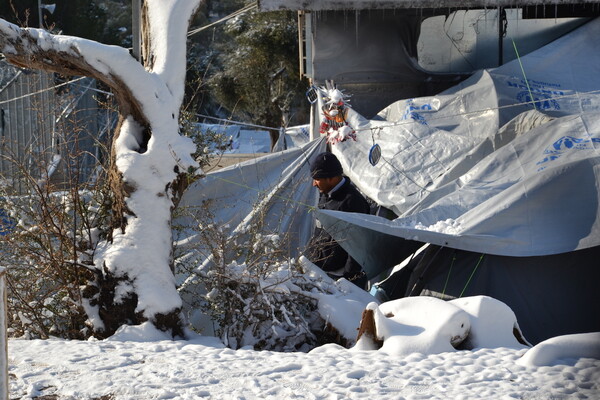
[0,268,8,400]
[132,0,141,62]
[37,0,43,28]
[498,6,505,66]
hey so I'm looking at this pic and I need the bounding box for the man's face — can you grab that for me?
[312,176,339,194]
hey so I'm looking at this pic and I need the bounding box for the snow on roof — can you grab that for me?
[258,0,599,11]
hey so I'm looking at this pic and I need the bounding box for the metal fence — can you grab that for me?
[0,60,116,193]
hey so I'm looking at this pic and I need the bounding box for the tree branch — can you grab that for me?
[0,20,147,126]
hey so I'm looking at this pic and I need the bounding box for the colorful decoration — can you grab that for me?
[319,88,356,145]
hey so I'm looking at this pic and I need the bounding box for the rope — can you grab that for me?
[0,76,87,105]
[196,113,281,132]
[209,175,317,213]
[512,38,536,110]
[408,245,445,297]
[200,135,323,214]
[354,88,600,135]
[441,251,456,297]
[458,253,484,298]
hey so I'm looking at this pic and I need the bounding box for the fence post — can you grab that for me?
[0,268,7,400]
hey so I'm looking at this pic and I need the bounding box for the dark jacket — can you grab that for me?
[306,177,370,281]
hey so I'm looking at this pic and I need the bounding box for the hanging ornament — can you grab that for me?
[369,127,382,166]
[305,85,319,104]
[369,144,381,166]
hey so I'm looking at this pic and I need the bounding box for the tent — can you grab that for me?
[176,18,600,343]
[314,18,600,343]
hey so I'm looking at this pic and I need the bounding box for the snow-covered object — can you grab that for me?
[95,1,202,323]
[316,280,378,340]
[300,256,377,342]
[449,296,530,349]
[318,87,357,144]
[517,332,600,367]
[109,321,173,342]
[0,0,204,328]
[355,296,471,356]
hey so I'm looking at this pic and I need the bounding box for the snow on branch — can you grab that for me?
[144,0,202,105]
[0,19,147,122]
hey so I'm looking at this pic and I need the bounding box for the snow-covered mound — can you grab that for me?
[450,295,530,349]
[518,332,600,367]
[353,296,530,356]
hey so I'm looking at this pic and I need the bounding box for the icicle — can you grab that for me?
[355,9,360,48]
[543,3,546,19]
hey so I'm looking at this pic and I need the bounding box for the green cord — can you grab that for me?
[459,254,485,298]
[441,254,456,297]
[512,39,537,110]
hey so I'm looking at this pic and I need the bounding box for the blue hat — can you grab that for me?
[310,152,343,179]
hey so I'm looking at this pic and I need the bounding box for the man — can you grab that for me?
[306,152,370,290]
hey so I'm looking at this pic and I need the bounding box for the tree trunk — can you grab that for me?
[0,0,202,338]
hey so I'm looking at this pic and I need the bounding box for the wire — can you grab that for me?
[211,175,316,212]
[187,2,258,37]
[512,38,536,110]
[354,88,600,134]
[459,253,484,298]
[443,10,476,71]
[0,76,87,105]
[441,251,456,297]
[196,113,280,132]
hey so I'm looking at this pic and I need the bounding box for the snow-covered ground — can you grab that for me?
[9,313,600,399]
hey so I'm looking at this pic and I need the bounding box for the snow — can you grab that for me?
[517,332,600,368]
[9,301,600,399]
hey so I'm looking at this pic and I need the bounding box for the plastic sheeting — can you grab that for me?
[175,138,326,267]
[177,18,600,279]
[317,17,600,262]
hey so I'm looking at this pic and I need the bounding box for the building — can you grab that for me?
[259,1,600,121]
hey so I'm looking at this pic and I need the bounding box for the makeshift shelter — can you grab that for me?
[374,244,599,345]
[314,17,600,344]
[176,17,600,343]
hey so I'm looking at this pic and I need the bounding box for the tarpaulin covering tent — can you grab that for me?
[176,18,600,343]
[314,17,600,343]
[316,16,600,258]
[374,244,600,344]
[174,139,326,292]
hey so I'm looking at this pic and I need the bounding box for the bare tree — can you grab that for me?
[0,0,202,338]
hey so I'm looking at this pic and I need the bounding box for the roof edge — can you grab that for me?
[257,0,600,12]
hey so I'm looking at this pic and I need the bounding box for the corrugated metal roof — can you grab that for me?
[258,0,600,11]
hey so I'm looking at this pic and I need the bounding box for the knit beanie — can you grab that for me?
[310,152,343,179]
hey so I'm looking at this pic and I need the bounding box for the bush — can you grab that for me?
[1,179,110,339]
[174,201,333,352]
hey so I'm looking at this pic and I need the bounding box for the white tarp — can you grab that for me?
[177,18,600,274]
[318,17,600,258]
[175,138,326,268]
